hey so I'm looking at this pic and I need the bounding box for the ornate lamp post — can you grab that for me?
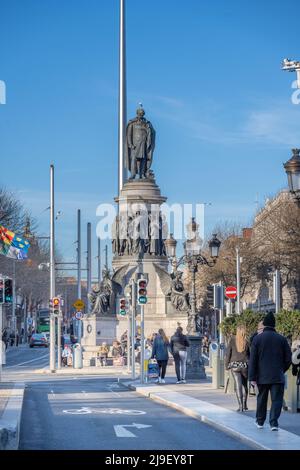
[166,220,221,335]
[165,219,221,379]
[284,148,300,203]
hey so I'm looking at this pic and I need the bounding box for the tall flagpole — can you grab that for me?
[118,0,127,195]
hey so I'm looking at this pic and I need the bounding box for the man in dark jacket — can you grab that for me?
[170,327,190,383]
[249,312,291,431]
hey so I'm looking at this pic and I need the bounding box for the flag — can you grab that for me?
[0,225,30,260]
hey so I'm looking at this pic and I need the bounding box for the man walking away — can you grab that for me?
[249,312,291,431]
[170,326,190,384]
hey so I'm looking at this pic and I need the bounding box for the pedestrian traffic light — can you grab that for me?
[206,285,214,307]
[0,278,4,304]
[137,278,148,305]
[4,278,13,303]
[119,298,128,316]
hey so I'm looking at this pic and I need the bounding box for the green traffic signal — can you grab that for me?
[137,278,148,305]
[119,298,127,316]
[4,278,13,303]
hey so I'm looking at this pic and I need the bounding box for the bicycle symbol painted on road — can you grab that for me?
[63,407,146,415]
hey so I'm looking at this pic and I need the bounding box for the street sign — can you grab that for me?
[75,311,83,320]
[73,299,85,310]
[225,286,237,299]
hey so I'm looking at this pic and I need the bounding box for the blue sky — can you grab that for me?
[1,0,300,277]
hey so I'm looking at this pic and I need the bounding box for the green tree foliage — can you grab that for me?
[276,310,300,342]
[220,309,300,343]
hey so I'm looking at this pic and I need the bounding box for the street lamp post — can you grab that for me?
[284,148,300,204]
[165,219,221,379]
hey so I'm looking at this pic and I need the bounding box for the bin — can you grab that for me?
[1,341,6,365]
[73,343,83,369]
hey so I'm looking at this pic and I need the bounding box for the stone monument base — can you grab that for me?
[116,314,188,341]
[81,315,98,367]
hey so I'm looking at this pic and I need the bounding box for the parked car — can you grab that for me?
[29,333,49,348]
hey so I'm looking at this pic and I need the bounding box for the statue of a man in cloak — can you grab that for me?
[125,105,155,179]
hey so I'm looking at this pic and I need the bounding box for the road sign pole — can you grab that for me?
[77,209,81,299]
[57,313,61,369]
[87,223,92,312]
[131,279,136,381]
[127,307,131,373]
[140,304,145,384]
[12,259,16,334]
[236,247,241,315]
[219,281,224,344]
[50,164,56,372]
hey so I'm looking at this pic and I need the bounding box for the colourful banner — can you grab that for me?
[0,225,30,260]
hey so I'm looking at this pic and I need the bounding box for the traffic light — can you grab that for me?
[213,284,224,309]
[4,278,13,303]
[206,285,214,307]
[137,278,148,305]
[0,278,4,304]
[119,298,128,316]
[52,297,60,316]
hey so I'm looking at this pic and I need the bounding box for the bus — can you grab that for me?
[36,308,50,334]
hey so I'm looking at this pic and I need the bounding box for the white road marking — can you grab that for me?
[114,423,152,438]
[107,383,121,397]
[63,407,91,415]
[62,407,146,415]
[5,353,49,368]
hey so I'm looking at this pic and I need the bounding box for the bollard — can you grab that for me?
[73,343,83,369]
[284,369,298,413]
[224,368,235,394]
[211,342,220,389]
[1,341,6,365]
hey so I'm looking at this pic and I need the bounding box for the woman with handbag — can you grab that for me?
[225,325,250,412]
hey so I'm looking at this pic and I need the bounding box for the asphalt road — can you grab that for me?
[19,377,252,450]
[4,344,50,371]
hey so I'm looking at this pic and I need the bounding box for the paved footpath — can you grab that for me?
[125,375,300,450]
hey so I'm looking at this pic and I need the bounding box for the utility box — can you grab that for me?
[73,343,83,369]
